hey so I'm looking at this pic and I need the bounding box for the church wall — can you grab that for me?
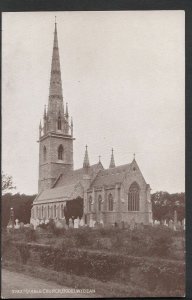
[32,201,66,221]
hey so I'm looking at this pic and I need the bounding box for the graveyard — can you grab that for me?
[2,216,185,297]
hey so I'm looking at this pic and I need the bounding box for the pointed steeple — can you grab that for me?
[109,148,115,168]
[49,20,63,99]
[83,145,90,168]
[46,20,65,133]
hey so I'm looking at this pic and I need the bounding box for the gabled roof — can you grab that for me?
[91,163,131,188]
[34,182,84,204]
[55,162,104,188]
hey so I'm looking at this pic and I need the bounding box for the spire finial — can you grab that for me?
[99,155,101,163]
[55,16,57,24]
[83,145,90,168]
[109,148,115,168]
[133,153,135,160]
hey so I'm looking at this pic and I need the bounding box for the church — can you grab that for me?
[31,22,152,226]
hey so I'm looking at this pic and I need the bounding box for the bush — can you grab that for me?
[24,228,37,242]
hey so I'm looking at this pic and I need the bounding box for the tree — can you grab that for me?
[151,191,185,222]
[2,172,16,195]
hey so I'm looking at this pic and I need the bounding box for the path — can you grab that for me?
[2,269,97,298]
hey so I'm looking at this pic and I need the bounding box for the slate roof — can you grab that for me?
[34,183,84,204]
[91,163,131,187]
[55,162,103,187]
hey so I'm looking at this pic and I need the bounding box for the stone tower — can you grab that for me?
[38,21,74,193]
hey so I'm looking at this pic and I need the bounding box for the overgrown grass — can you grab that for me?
[2,225,185,260]
[3,260,182,298]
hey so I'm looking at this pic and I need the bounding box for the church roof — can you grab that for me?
[54,162,103,188]
[34,182,84,204]
[91,163,131,187]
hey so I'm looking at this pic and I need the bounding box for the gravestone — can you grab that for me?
[169,220,174,230]
[100,219,104,227]
[69,218,73,229]
[74,218,79,229]
[20,222,24,228]
[55,219,64,229]
[79,218,84,227]
[89,217,93,228]
[15,219,20,229]
[182,218,185,230]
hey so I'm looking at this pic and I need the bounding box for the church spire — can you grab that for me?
[83,145,90,169]
[46,20,64,133]
[49,20,63,99]
[109,148,115,168]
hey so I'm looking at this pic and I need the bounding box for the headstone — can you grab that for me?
[69,218,74,229]
[55,219,64,229]
[174,210,178,225]
[100,219,104,227]
[20,222,24,228]
[92,220,96,228]
[169,220,174,230]
[182,218,185,230]
[74,218,79,229]
[89,217,93,228]
[15,219,20,229]
[45,219,49,225]
[79,218,84,227]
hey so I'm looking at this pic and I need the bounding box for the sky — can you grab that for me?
[2,11,185,195]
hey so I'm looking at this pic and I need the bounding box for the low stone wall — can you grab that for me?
[2,240,185,297]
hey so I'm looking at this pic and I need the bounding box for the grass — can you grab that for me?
[3,260,168,298]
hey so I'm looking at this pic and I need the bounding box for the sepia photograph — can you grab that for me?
[2,10,185,298]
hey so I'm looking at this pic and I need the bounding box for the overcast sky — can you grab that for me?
[2,11,185,195]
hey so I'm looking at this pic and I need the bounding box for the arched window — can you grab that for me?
[98,195,102,212]
[58,145,64,160]
[41,206,44,218]
[58,116,61,130]
[108,194,113,211]
[43,146,47,162]
[88,196,92,212]
[128,182,140,211]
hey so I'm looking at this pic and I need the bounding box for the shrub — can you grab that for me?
[24,228,37,242]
